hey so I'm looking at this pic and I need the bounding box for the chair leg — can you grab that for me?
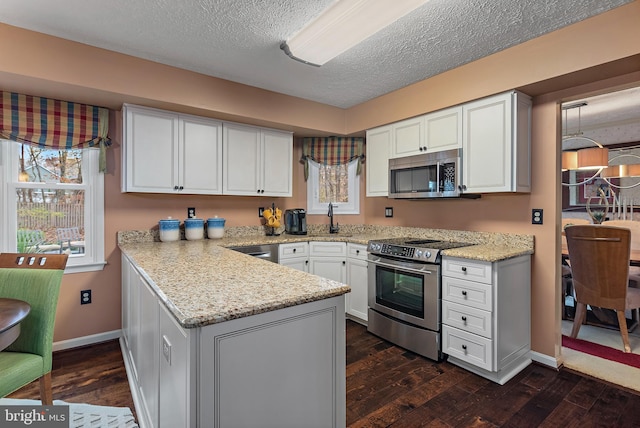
[571,303,587,338]
[39,372,53,405]
[617,311,632,353]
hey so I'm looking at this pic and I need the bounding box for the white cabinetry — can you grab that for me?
[121,254,195,428]
[223,122,293,197]
[461,91,531,193]
[441,255,531,385]
[279,242,309,272]
[309,241,346,283]
[365,125,392,197]
[424,106,463,152]
[346,243,368,323]
[122,104,223,194]
[390,116,424,158]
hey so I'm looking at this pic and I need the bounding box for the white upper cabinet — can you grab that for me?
[390,116,424,158]
[122,104,223,194]
[223,123,292,197]
[424,106,463,153]
[365,125,392,197]
[461,91,531,194]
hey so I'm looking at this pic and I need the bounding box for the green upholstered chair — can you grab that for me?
[0,253,68,404]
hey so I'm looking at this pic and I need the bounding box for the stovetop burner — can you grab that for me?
[367,237,474,263]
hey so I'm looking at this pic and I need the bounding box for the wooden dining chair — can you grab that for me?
[565,225,640,353]
[0,253,68,404]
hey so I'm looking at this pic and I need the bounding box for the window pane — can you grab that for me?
[319,164,349,203]
[16,188,85,254]
[18,144,83,184]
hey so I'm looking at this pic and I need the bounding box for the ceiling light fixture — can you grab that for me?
[280,0,429,67]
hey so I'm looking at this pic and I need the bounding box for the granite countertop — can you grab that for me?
[121,240,351,329]
[119,224,534,329]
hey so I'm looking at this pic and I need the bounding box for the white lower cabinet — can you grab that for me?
[279,242,309,272]
[309,241,347,283]
[121,253,345,428]
[441,254,531,385]
[346,243,368,323]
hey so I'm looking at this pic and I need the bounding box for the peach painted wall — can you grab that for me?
[0,2,638,362]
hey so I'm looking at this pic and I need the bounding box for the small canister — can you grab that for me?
[159,217,180,242]
[184,218,205,240]
[207,216,226,239]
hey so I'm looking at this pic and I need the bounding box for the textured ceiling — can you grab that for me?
[0,0,632,108]
[0,0,637,144]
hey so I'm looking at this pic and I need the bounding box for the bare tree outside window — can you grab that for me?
[16,144,85,253]
[319,164,349,204]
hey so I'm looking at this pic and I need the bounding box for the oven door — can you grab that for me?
[368,254,440,330]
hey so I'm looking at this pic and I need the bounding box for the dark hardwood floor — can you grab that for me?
[8,320,640,427]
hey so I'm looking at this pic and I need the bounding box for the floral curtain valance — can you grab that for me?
[0,91,111,172]
[302,137,365,180]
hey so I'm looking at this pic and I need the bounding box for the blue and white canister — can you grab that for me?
[207,216,226,239]
[184,218,205,240]
[159,217,180,242]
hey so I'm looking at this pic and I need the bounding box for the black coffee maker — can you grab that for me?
[284,209,307,235]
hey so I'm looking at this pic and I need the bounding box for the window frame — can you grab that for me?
[0,140,105,273]
[306,158,360,215]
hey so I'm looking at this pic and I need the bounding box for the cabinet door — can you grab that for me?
[310,257,346,283]
[124,105,178,193]
[280,257,309,272]
[261,129,293,197]
[138,278,160,428]
[223,123,261,195]
[425,106,463,152]
[159,304,195,428]
[366,125,392,197]
[179,115,223,194]
[346,245,368,322]
[391,116,424,158]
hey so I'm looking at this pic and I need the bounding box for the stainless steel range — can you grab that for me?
[367,237,473,361]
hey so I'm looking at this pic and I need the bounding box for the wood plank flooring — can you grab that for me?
[8,320,640,427]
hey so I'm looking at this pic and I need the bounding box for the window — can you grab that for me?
[307,159,360,214]
[0,140,105,273]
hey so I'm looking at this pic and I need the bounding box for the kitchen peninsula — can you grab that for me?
[118,225,534,428]
[119,237,350,428]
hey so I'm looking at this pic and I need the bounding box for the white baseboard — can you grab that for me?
[530,350,560,369]
[53,330,122,352]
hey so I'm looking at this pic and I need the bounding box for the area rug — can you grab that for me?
[0,398,138,428]
[562,335,640,369]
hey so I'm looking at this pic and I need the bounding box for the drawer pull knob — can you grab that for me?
[293,248,296,253]
[356,250,360,254]
[462,344,467,350]
[461,266,467,272]
[461,290,467,296]
[461,316,467,322]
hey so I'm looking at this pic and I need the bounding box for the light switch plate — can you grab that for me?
[532,208,543,225]
[162,335,171,365]
[385,207,393,218]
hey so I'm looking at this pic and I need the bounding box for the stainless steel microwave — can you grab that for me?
[388,149,462,199]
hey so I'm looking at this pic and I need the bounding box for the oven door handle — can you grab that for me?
[368,257,435,274]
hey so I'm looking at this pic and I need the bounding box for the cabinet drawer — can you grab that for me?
[442,276,492,311]
[442,300,492,339]
[442,257,492,284]
[279,242,309,259]
[309,241,347,257]
[347,243,368,261]
[442,325,493,371]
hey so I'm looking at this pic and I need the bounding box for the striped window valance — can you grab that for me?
[0,91,111,172]
[302,137,365,180]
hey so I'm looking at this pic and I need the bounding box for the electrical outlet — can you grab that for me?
[532,208,543,225]
[187,207,196,218]
[385,207,393,218]
[258,207,265,217]
[80,289,92,305]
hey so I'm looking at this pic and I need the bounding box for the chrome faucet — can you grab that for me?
[328,203,339,234]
